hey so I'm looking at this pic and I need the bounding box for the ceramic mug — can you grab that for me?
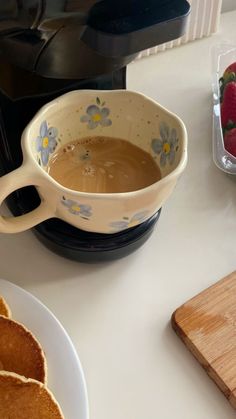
[0,90,187,234]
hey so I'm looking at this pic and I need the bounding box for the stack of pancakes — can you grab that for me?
[0,295,64,418]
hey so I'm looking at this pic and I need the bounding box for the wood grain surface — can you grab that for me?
[172,272,236,409]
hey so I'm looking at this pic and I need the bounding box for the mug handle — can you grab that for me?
[0,165,54,233]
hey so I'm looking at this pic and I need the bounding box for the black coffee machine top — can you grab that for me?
[0,0,190,79]
[0,0,190,262]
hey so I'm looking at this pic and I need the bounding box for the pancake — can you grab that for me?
[0,315,46,383]
[0,296,11,318]
[0,371,64,419]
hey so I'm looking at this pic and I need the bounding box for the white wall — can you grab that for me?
[222,0,236,12]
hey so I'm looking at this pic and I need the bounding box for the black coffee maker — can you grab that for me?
[0,0,190,262]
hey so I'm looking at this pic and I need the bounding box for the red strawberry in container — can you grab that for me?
[220,62,236,100]
[220,81,236,128]
[224,128,236,157]
[223,61,236,81]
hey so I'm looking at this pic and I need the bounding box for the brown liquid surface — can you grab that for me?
[48,136,161,193]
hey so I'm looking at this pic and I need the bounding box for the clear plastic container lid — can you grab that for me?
[212,44,236,174]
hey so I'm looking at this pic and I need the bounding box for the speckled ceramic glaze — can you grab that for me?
[0,90,187,234]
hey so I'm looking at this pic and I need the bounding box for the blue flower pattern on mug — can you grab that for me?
[151,122,179,167]
[109,211,149,232]
[80,97,112,129]
[61,198,92,218]
[36,121,58,166]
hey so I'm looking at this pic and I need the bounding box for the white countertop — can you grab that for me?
[1,10,236,419]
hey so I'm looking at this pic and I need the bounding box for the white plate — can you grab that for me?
[0,278,89,419]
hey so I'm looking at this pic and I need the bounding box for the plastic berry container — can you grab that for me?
[212,44,236,174]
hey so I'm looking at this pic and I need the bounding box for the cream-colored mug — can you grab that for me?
[0,90,187,234]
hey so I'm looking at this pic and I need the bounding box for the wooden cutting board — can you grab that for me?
[172,272,236,409]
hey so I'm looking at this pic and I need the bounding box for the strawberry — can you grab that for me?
[224,128,236,157]
[223,62,236,78]
[219,62,236,100]
[220,81,236,128]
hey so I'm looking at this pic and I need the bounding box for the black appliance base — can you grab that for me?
[33,210,161,263]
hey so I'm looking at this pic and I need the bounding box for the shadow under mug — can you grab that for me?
[0,90,187,234]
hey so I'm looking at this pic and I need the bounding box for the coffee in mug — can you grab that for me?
[0,89,187,234]
[47,136,162,193]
